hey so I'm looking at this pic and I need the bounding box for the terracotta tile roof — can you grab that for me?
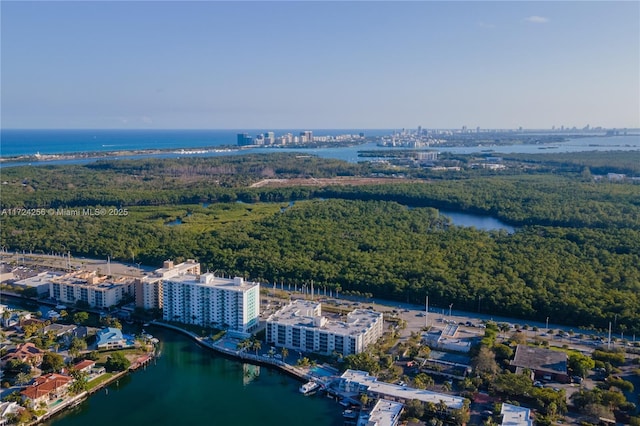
[1,343,44,364]
[21,373,73,400]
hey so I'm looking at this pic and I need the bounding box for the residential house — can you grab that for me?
[0,401,22,426]
[20,373,73,407]
[95,327,129,350]
[72,360,96,374]
[0,343,44,368]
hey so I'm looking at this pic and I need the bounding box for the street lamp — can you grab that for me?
[449,303,453,317]
[546,317,549,331]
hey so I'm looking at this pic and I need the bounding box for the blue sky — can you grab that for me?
[2,1,638,129]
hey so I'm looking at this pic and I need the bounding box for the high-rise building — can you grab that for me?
[162,273,260,334]
[264,131,275,145]
[300,130,313,143]
[265,300,383,356]
[136,260,200,310]
[237,133,253,146]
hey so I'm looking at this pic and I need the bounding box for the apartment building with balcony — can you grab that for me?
[265,300,383,357]
[162,273,259,334]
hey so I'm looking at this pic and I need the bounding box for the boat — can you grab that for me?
[299,380,320,395]
[342,409,358,419]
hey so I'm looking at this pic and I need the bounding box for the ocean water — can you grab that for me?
[0,130,638,168]
[0,129,388,157]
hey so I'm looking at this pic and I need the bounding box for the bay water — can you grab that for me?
[44,327,343,426]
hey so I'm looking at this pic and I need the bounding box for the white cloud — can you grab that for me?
[525,15,550,24]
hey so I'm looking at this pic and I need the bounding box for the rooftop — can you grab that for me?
[267,300,383,336]
[357,399,404,426]
[145,259,200,281]
[13,271,62,287]
[511,345,567,375]
[500,403,533,426]
[51,270,135,289]
[21,373,73,400]
[165,273,259,292]
[340,370,466,410]
[96,327,125,346]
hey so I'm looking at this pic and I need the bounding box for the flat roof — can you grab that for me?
[501,403,532,426]
[150,260,200,278]
[267,300,382,336]
[13,271,62,287]
[165,273,259,291]
[511,345,567,374]
[341,370,465,410]
[358,399,404,426]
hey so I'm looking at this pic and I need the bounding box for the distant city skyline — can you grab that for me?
[2,1,638,130]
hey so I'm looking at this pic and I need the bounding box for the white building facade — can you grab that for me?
[162,273,260,334]
[265,300,384,356]
[49,271,134,309]
[136,259,200,310]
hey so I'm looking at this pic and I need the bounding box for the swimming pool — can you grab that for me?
[309,365,339,378]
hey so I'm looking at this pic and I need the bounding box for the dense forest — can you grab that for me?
[1,153,639,333]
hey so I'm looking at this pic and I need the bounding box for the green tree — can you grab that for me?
[73,311,89,325]
[405,399,425,419]
[15,372,32,387]
[68,368,89,394]
[343,352,380,375]
[568,352,595,378]
[68,337,88,359]
[41,352,65,373]
[105,352,130,372]
[252,339,261,356]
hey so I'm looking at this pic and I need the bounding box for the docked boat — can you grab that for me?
[342,409,358,419]
[299,380,320,395]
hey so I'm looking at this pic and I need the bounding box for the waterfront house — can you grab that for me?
[0,342,44,368]
[20,373,73,407]
[0,401,22,426]
[96,327,128,350]
[72,359,96,374]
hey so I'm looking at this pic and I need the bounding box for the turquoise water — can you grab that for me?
[44,328,344,426]
[309,365,339,378]
[0,129,388,157]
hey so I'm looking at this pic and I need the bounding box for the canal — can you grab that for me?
[44,327,344,426]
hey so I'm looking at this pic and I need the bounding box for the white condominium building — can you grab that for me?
[49,271,135,309]
[162,273,260,334]
[135,259,200,310]
[265,300,384,356]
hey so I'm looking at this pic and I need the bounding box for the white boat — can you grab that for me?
[342,409,358,419]
[299,380,320,395]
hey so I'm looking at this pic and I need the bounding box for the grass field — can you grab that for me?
[87,373,115,391]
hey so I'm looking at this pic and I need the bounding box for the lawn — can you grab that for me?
[87,373,115,391]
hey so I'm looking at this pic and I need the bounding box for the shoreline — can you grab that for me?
[148,320,318,385]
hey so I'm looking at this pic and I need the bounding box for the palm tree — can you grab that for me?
[252,340,261,357]
[281,347,289,360]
